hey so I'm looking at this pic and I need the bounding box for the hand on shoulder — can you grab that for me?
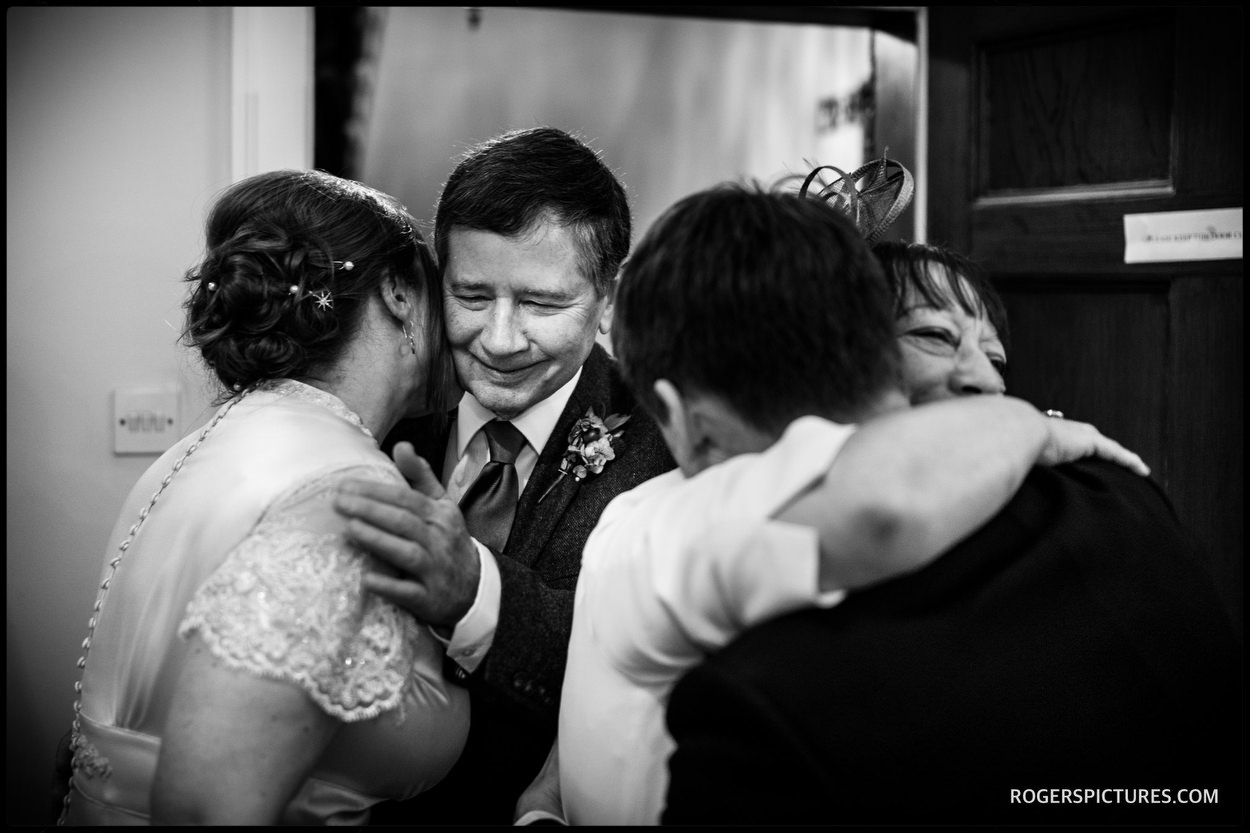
[334,442,481,627]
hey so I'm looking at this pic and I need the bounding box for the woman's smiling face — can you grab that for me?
[895,268,1007,405]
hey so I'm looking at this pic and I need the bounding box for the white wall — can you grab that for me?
[4,7,309,824]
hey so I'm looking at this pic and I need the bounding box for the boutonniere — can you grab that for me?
[538,407,631,503]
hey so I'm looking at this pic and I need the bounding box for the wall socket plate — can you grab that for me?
[113,386,181,455]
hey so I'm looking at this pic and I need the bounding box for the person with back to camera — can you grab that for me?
[57,169,470,825]
[331,126,676,825]
[511,178,1157,825]
[658,174,1242,825]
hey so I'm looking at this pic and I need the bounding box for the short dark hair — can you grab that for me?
[182,169,451,406]
[873,241,1011,353]
[433,126,630,295]
[613,183,900,435]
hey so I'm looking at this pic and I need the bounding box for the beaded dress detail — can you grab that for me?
[179,484,419,722]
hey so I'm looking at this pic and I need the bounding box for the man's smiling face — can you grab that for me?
[443,221,612,420]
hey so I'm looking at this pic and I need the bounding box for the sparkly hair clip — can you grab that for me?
[206,282,218,292]
[289,284,333,310]
[334,260,354,271]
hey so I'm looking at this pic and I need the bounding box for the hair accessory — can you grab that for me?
[288,285,300,296]
[794,152,915,244]
[313,289,334,311]
[206,282,217,292]
[335,260,354,272]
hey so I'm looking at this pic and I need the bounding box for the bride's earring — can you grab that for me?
[402,323,418,356]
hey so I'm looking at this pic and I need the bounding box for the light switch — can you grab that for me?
[113,386,181,455]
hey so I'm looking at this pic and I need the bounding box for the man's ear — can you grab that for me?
[654,379,758,476]
[597,278,616,336]
[656,379,778,476]
[653,379,698,476]
[653,379,689,445]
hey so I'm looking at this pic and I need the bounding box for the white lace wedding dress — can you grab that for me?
[64,380,468,824]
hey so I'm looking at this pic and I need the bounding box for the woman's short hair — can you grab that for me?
[872,240,1011,353]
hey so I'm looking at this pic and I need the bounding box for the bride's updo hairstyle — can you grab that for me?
[182,169,449,403]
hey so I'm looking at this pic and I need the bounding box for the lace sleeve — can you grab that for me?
[179,464,425,722]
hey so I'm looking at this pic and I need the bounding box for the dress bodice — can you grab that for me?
[67,381,469,824]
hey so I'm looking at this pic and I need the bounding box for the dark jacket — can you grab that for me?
[663,460,1242,826]
[379,343,676,824]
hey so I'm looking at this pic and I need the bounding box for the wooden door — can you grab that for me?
[927,6,1243,628]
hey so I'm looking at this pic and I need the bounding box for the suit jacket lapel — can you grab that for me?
[506,344,615,564]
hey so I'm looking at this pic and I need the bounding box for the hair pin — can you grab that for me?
[289,285,300,296]
[206,282,217,292]
[334,260,354,271]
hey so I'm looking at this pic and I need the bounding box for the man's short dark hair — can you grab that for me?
[433,126,631,295]
[613,183,901,435]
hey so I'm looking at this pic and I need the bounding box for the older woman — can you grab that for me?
[60,170,468,825]
[788,158,1010,406]
[873,240,1010,404]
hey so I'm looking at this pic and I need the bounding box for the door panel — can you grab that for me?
[1000,282,1169,475]
[929,6,1243,627]
[978,14,1174,192]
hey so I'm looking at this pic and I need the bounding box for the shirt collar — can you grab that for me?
[454,367,584,458]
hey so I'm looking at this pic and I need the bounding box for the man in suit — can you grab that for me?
[334,126,674,824]
[655,202,1242,824]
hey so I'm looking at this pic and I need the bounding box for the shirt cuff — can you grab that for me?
[442,537,500,673]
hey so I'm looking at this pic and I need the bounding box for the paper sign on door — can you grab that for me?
[1123,208,1242,263]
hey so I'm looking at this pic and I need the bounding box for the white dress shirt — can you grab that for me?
[440,369,583,671]
[558,416,854,825]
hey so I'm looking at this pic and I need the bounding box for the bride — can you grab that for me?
[60,169,468,824]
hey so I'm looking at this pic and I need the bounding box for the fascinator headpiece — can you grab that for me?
[794,153,915,244]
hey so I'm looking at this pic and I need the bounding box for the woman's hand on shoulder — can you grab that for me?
[1037,411,1150,476]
